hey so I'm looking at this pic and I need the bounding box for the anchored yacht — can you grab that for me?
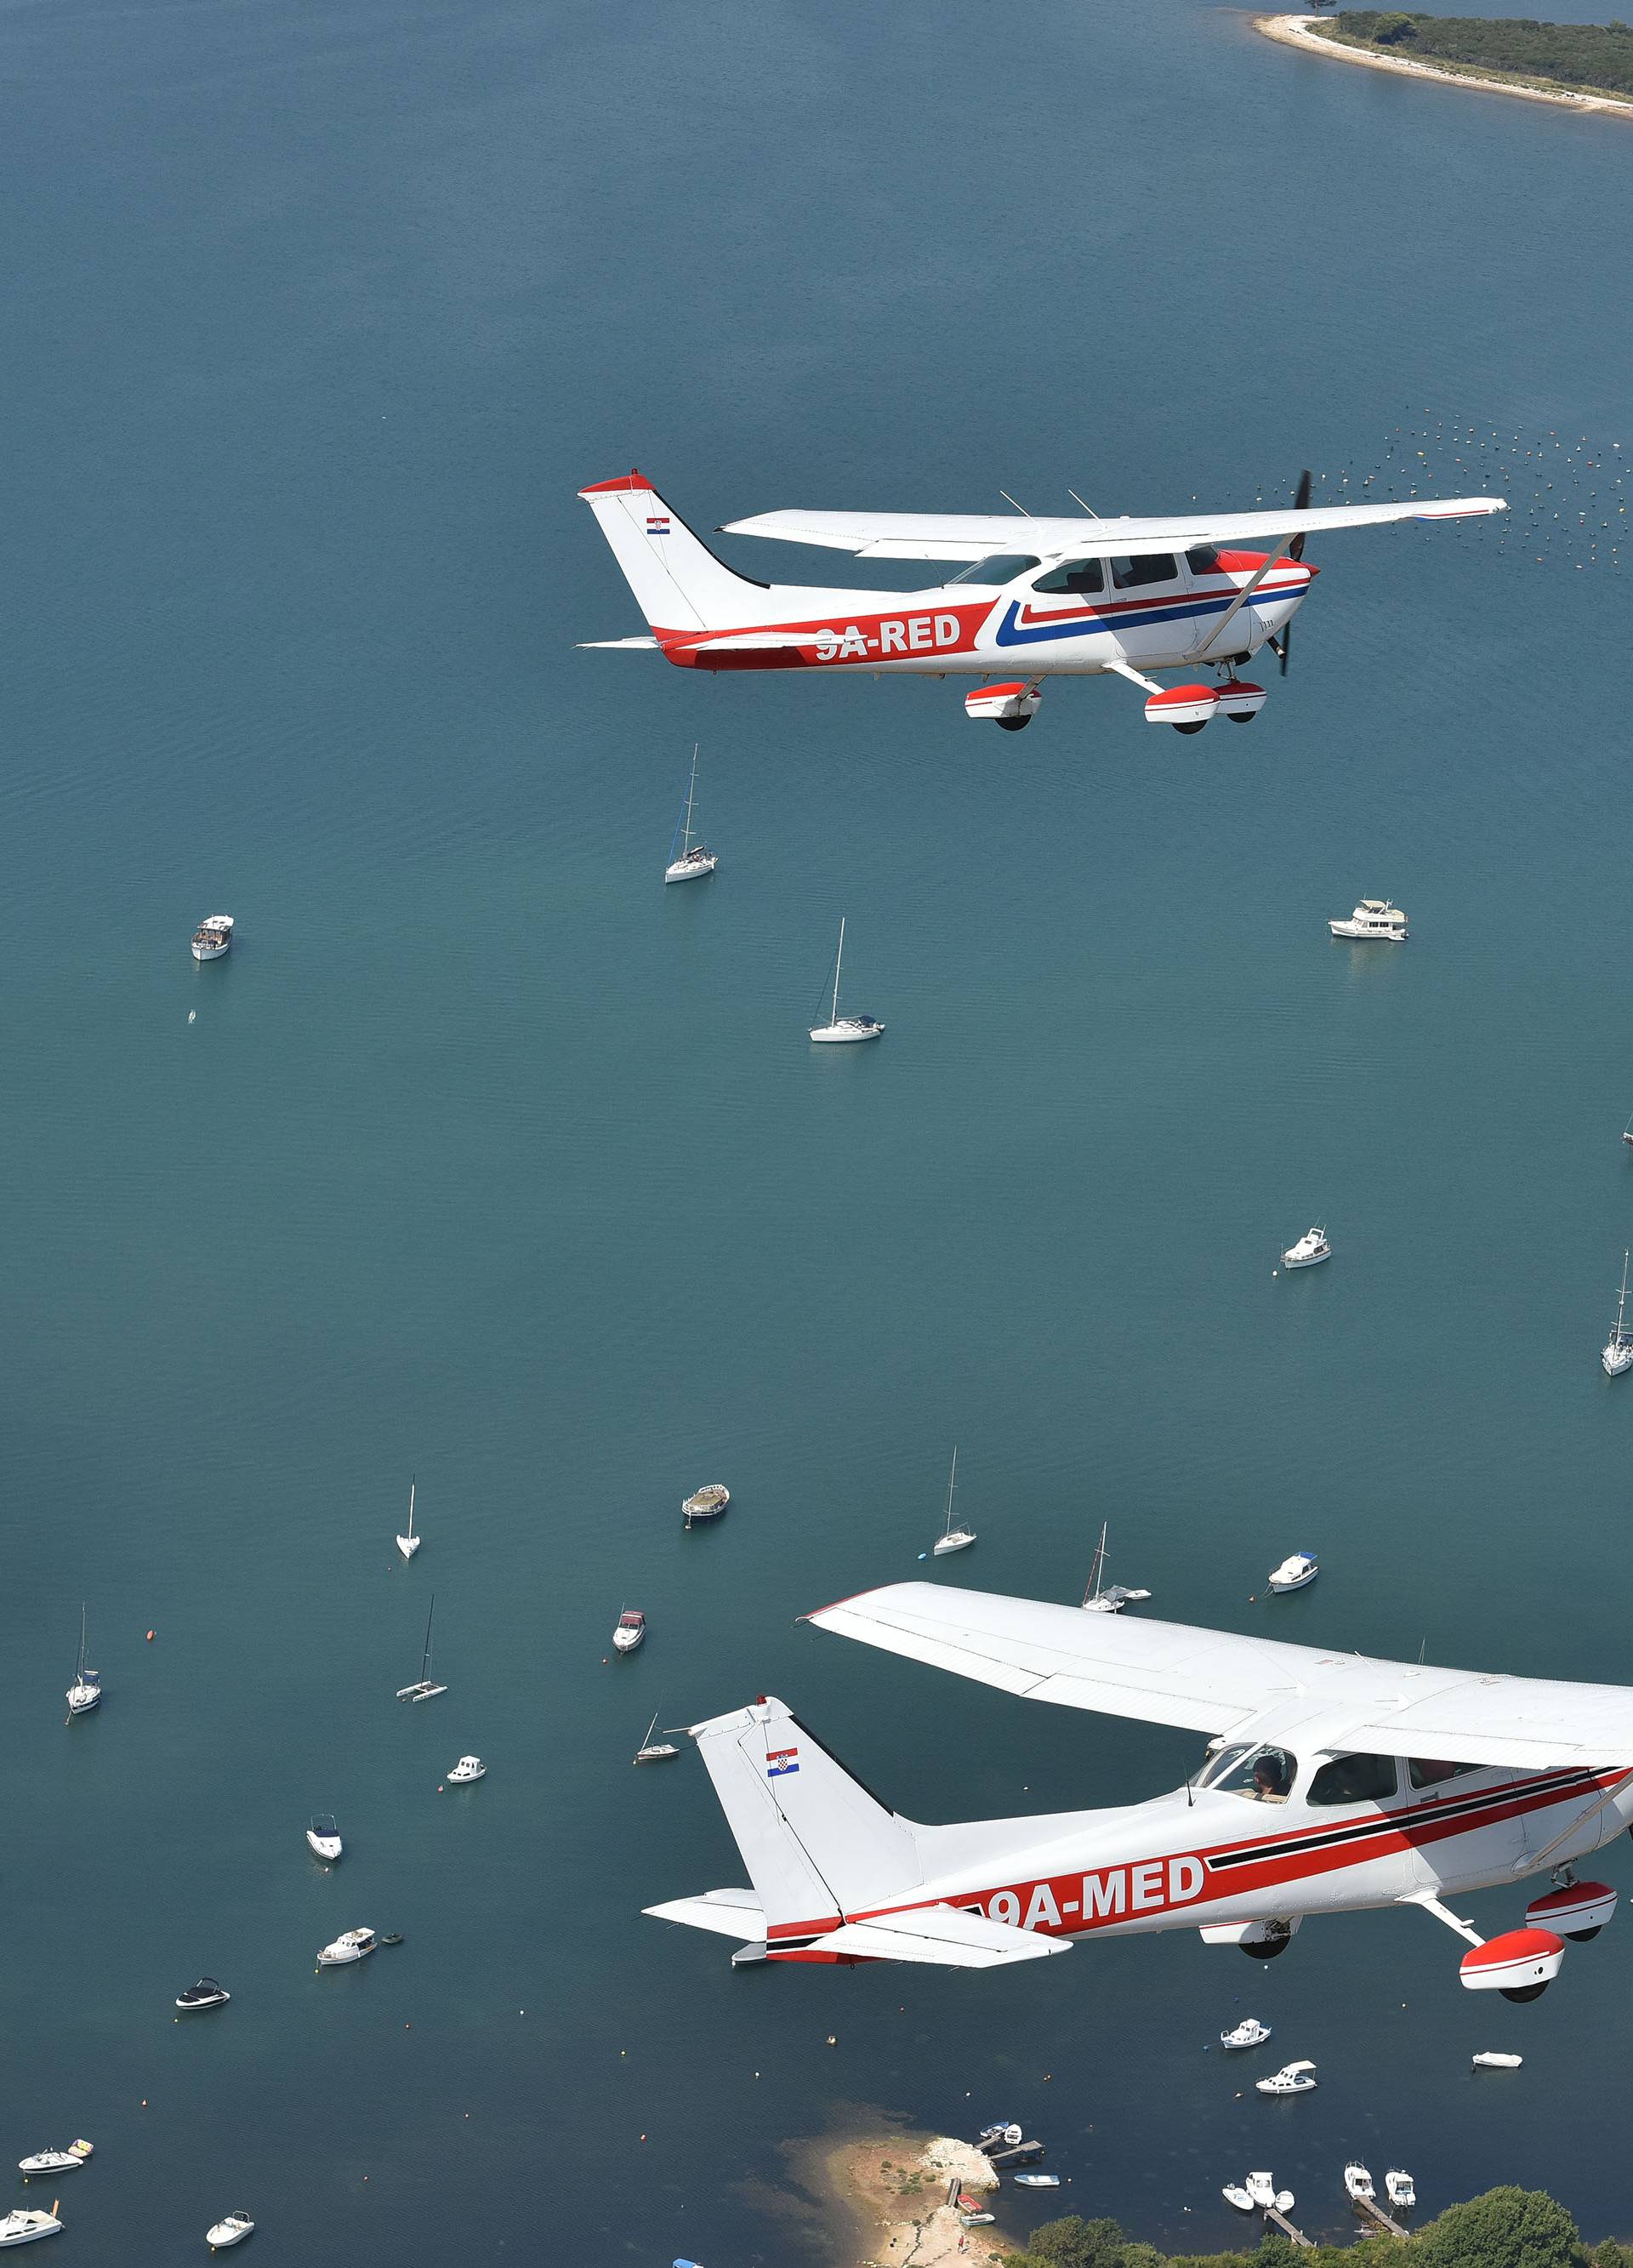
[206,2213,255,2250]
[665,746,718,882]
[809,916,883,1043]
[1267,1552,1319,1594]
[1280,1225,1330,1269]
[305,1814,342,1862]
[316,1928,377,1967]
[0,2209,61,2247]
[65,1606,100,1718]
[682,1484,730,1526]
[191,915,234,961]
[1604,1251,1633,1376]
[1329,898,1407,941]
[613,1608,646,1654]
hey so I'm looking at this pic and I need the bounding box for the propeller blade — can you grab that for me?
[1278,625,1291,676]
[1288,469,1312,561]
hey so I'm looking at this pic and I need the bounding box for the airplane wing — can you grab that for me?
[720,497,1505,563]
[805,1582,1633,1770]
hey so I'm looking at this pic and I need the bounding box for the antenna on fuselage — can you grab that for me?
[1067,489,1099,518]
[999,491,1032,516]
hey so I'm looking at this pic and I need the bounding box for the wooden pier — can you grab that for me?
[1264,2206,1316,2248]
[1355,2196,1415,2240]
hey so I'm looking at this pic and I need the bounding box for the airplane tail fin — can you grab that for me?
[578,470,765,637]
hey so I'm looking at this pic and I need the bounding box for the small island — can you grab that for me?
[1255,11,1633,116]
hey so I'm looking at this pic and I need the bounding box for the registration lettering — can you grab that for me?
[983,1855,1208,1934]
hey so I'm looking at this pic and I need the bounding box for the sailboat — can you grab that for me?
[664,746,718,883]
[395,1477,421,1562]
[1604,1251,1633,1377]
[395,1593,447,1701]
[65,1605,100,1717]
[809,915,884,1043]
[930,1448,976,1557]
[1081,1521,1152,1615]
[634,1710,680,1764]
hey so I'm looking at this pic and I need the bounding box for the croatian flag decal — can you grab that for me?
[766,1747,799,1778]
[646,515,671,535]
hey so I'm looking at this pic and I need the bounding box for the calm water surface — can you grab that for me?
[7,0,1633,2260]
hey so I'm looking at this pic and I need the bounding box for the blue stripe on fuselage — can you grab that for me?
[993,588,1298,648]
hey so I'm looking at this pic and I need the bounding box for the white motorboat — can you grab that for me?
[1267,1552,1319,1594]
[65,1604,100,1718]
[1220,2017,1272,2049]
[809,916,884,1042]
[634,1710,680,1764]
[1081,1519,1150,1613]
[930,1447,976,1558]
[191,914,234,961]
[447,1755,486,1782]
[1604,1251,1633,1376]
[1013,2174,1060,2188]
[1329,898,1408,942]
[316,1927,377,1967]
[1345,2163,1375,2204]
[305,1813,342,1862]
[1280,1225,1330,1268]
[1624,1114,1633,1151]
[0,2212,61,2247]
[665,745,718,883]
[682,1484,730,1527]
[175,1977,230,2011]
[206,2213,255,2250]
[1471,2050,1523,2070]
[395,1475,421,1561]
[977,2123,1024,2152]
[1222,2186,1255,2214]
[1243,2172,1277,2209]
[1274,2191,1296,2214]
[613,1607,646,1654]
[1255,2060,1317,2096]
[395,1594,447,1701]
[1385,2169,1416,2211]
[18,2145,91,2178]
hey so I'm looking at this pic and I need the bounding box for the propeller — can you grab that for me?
[1273,470,1313,675]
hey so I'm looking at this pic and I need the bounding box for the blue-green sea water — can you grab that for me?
[7,0,1633,2260]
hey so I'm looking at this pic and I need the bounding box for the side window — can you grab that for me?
[1186,544,1220,574]
[1110,553,1179,590]
[1032,558,1105,596]
[1408,1757,1481,1790]
[942,553,1040,586]
[1211,1744,1298,1804]
[1308,1753,1398,1807]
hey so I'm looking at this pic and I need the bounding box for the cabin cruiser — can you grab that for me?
[447,1755,486,1782]
[206,2213,255,2249]
[18,2145,91,2177]
[1243,2173,1277,2209]
[0,2211,61,2247]
[316,1927,377,1967]
[305,1815,342,1862]
[1280,1225,1330,1269]
[682,1484,730,1526]
[1329,898,1408,942]
[612,1609,646,1654]
[1345,2163,1376,2204]
[1267,1552,1318,1594]
[1471,2050,1522,2069]
[1220,2017,1272,2049]
[175,1977,230,2011]
[191,915,234,961]
[1385,2170,1416,2211]
[1255,2060,1317,2096]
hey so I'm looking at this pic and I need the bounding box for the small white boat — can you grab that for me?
[395,1594,448,1701]
[206,2213,255,2250]
[65,1604,100,1718]
[447,1755,486,1782]
[613,1608,646,1654]
[0,2211,61,2248]
[1345,2163,1375,2204]
[1267,1552,1318,1594]
[1280,1225,1330,1269]
[175,1977,230,2011]
[18,2145,91,2178]
[1081,1519,1151,1614]
[316,1927,377,1967]
[191,914,234,961]
[1013,2174,1060,2188]
[1385,2169,1416,2211]
[1255,2060,1317,2096]
[1604,1251,1633,1376]
[1274,2191,1295,2215]
[1243,2172,1277,2209]
[930,1447,976,1558]
[1220,2017,1272,2049]
[634,1710,680,1764]
[665,746,719,883]
[1624,1114,1633,1151]
[958,2208,996,2228]
[395,1476,421,1561]
[809,916,884,1043]
[305,1813,342,1862]
[1471,2050,1523,2070]
[682,1484,730,1527]
[1222,2186,1255,2214]
[1329,898,1407,942]
[977,2123,1024,2152]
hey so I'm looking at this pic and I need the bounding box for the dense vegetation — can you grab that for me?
[1320,13,1633,96]
[1003,2191,1633,2268]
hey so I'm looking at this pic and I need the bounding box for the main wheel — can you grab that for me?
[1241,1935,1291,1961]
[1565,1925,1603,1942]
[1499,1981,1550,2003]
[1226,711,1258,725]
[997,713,1033,732]
[1171,721,1209,737]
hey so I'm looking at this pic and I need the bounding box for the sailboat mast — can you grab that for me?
[943,1447,958,1535]
[422,1593,435,1680]
[682,745,698,857]
[832,917,845,1027]
[77,1603,87,1679]
[1085,1520,1107,1605]
[1619,1252,1630,1341]
[407,1477,416,1542]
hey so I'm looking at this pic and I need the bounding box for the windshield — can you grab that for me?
[1210,1743,1298,1804]
[941,553,1040,586]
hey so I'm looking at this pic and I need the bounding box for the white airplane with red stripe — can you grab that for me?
[647,1584,1630,2000]
[579,469,1505,733]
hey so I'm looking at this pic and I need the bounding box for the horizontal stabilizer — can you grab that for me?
[577,635,660,650]
[796,1903,1070,1969]
[680,632,816,653]
[644,1888,766,1942]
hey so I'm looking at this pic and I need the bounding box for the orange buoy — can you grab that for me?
[145,1630,155,1642]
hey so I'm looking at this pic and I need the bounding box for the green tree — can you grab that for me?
[1415,2188,1582,2268]
[1370,12,1420,43]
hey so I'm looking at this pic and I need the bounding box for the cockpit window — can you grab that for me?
[941,554,1040,586]
[1408,1757,1481,1789]
[1031,558,1106,596]
[1308,1753,1397,1807]
[1186,544,1221,573]
[1209,1744,1297,1804]
[1110,552,1178,590]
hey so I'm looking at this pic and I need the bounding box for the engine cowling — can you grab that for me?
[1144,684,1218,733]
[1524,1880,1617,1942]
[964,681,1040,730]
[1459,1927,1566,2001]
